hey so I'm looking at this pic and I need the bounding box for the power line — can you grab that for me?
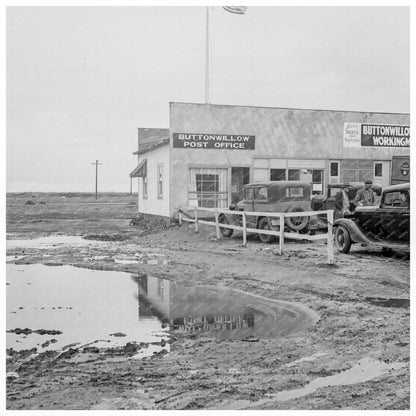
[7,62,408,90]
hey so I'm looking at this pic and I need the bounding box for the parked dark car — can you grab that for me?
[333,183,410,254]
[311,182,382,214]
[219,181,316,243]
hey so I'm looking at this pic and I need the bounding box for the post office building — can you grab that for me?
[131,102,409,222]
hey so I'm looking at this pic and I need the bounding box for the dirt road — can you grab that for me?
[5,193,410,410]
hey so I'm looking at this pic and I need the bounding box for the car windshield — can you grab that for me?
[382,190,409,208]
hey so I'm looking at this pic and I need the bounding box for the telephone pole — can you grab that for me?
[91,160,102,199]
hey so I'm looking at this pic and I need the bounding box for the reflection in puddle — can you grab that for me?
[6,236,110,249]
[133,275,319,340]
[6,264,168,358]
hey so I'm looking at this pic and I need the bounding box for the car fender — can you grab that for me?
[333,218,375,245]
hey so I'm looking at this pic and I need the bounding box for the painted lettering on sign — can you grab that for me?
[361,124,410,148]
[344,123,410,148]
[173,133,255,150]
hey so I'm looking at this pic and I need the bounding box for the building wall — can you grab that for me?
[138,145,170,218]
[169,102,409,214]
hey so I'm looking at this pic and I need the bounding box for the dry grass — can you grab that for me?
[6,193,139,237]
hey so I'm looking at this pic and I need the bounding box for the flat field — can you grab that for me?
[5,192,410,410]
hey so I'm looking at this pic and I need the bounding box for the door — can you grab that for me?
[329,161,340,184]
[373,161,390,190]
[374,188,410,241]
[231,167,250,204]
[242,186,256,227]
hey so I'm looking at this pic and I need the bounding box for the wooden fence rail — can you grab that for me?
[176,207,334,264]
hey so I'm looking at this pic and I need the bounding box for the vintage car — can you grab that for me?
[311,182,382,214]
[219,181,316,243]
[333,182,410,254]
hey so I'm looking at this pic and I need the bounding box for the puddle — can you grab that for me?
[6,236,111,250]
[227,357,407,409]
[135,275,319,340]
[271,357,407,403]
[285,352,328,367]
[6,255,26,263]
[6,264,169,358]
[214,358,408,409]
[115,258,169,265]
[7,265,318,359]
[365,297,410,308]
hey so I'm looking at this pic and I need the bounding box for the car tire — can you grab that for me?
[285,206,308,231]
[334,225,352,253]
[219,214,233,238]
[258,217,275,243]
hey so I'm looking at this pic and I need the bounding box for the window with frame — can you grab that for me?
[289,169,324,195]
[286,187,304,197]
[188,168,228,208]
[244,187,254,200]
[382,190,409,208]
[157,164,163,198]
[330,162,339,177]
[288,169,300,181]
[254,187,267,200]
[143,175,148,198]
[374,163,383,177]
[270,169,286,181]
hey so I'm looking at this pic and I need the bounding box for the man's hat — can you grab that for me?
[364,179,373,184]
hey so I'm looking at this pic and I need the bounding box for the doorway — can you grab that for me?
[231,167,250,204]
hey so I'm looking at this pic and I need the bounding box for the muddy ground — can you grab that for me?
[5,193,410,410]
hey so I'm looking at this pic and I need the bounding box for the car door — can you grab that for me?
[376,190,410,241]
[242,186,256,227]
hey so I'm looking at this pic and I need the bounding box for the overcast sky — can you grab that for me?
[5,4,411,192]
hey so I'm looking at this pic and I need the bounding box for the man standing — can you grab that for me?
[354,179,377,206]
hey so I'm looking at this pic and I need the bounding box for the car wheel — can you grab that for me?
[219,214,233,237]
[334,225,352,253]
[285,206,308,231]
[258,217,275,243]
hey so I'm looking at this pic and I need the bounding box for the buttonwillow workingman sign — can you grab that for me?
[343,123,410,148]
[173,133,256,150]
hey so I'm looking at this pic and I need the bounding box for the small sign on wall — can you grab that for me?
[343,123,361,147]
[173,133,255,150]
[343,123,410,148]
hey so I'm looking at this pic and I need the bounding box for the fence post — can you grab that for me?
[194,207,199,233]
[242,212,247,247]
[215,210,221,239]
[178,210,182,226]
[279,213,285,255]
[327,210,334,264]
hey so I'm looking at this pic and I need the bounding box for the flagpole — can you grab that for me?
[205,6,210,104]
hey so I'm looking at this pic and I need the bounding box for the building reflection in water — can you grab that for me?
[131,273,315,340]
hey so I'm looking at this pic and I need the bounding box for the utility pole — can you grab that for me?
[91,160,102,199]
[205,6,210,103]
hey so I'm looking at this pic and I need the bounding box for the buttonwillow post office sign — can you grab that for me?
[173,133,255,149]
[343,123,410,148]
